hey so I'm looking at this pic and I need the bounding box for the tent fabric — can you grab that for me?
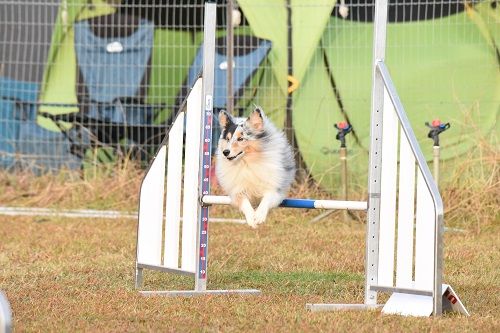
[472,1,500,57]
[237,0,498,191]
[293,11,499,191]
[238,0,338,95]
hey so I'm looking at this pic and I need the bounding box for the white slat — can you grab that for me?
[164,112,185,269]
[137,145,167,266]
[415,169,435,291]
[396,130,416,288]
[181,78,203,272]
[378,88,399,287]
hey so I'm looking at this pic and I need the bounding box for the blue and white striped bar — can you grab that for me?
[202,195,367,211]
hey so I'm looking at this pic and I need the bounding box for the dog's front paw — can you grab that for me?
[254,206,268,225]
[243,211,258,229]
[247,220,258,229]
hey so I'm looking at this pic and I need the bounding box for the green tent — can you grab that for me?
[37,0,499,191]
[238,0,499,191]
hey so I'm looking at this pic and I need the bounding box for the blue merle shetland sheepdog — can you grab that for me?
[216,107,296,228]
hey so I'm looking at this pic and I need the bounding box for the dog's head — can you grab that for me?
[218,107,267,162]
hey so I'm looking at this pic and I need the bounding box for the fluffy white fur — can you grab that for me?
[216,107,295,228]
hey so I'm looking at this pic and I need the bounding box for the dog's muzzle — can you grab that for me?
[227,151,243,161]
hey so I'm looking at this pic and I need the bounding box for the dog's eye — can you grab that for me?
[237,137,244,142]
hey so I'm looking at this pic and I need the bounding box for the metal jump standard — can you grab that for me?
[134,0,468,317]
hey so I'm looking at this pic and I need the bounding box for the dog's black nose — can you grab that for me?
[222,149,230,157]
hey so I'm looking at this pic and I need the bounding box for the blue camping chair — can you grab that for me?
[177,35,272,152]
[0,77,34,168]
[185,35,272,110]
[0,77,80,172]
[42,13,166,160]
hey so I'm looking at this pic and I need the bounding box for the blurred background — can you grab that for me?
[0,0,498,198]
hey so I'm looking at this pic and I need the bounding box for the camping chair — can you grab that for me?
[42,12,166,160]
[0,77,34,169]
[0,77,80,172]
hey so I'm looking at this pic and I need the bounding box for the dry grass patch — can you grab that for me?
[1,212,499,332]
[0,134,498,331]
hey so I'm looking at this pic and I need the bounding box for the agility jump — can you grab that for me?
[135,1,468,317]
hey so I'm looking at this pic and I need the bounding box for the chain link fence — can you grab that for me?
[1,1,498,191]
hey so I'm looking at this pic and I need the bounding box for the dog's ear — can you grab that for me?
[218,110,233,129]
[247,107,264,131]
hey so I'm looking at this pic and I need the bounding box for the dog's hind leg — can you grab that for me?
[254,192,283,225]
[233,194,256,228]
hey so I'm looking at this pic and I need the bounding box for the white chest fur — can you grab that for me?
[216,154,282,201]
